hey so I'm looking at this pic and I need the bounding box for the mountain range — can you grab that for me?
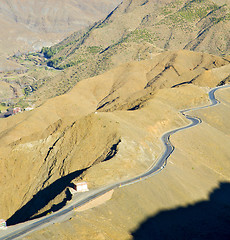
[1,49,230,225]
[0,0,122,70]
[0,0,230,239]
[13,0,229,105]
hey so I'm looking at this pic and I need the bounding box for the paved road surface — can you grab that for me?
[0,84,229,240]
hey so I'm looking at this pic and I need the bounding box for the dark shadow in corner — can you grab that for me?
[102,139,121,162]
[6,168,87,226]
[29,188,72,220]
[131,182,230,240]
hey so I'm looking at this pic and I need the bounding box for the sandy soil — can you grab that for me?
[75,190,114,212]
[0,50,229,226]
[23,83,230,240]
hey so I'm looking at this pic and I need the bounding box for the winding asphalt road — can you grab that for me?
[0,84,229,240]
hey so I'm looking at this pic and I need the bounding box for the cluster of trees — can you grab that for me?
[47,57,65,69]
[41,47,66,69]
[41,47,57,59]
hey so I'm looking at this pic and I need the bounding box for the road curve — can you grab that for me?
[0,84,229,240]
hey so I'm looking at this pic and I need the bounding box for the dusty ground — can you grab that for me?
[0,50,229,228]
[75,190,114,212]
[23,85,230,240]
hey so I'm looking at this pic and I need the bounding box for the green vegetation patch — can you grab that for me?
[123,29,158,44]
[87,46,102,54]
[167,1,219,23]
[0,103,8,112]
[46,45,103,70]
[47,57,65,68]
[41,47,57,59]
[59,59,86,70]
[161,0,183,16]
[211,13,230,24]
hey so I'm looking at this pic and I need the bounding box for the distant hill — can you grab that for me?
[0,0,122,67]
[3,0,230,106]
[0,0,122,107]
[43,0,230,70]
[22,0,229,104]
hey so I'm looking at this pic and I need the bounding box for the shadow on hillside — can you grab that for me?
[6,168,86,226]
[131,182,230,240]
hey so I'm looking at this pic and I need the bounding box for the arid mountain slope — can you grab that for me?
[0,50,229,225]
[30,49,230,106]
[0,0,122,33]
[0,0,122,69]
[15,0,229,104]
[23,56,230,240]
[25,98,230,239]
[44,0,230,70]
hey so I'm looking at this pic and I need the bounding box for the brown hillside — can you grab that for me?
[23,62,230,240]
[46,0,230,68]
[17,0,229,105]
[0,50,229,225]
[0,0,122,69]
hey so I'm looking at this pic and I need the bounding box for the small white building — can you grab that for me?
[74,182,89,192]
[25,107,34,111]
[0,219,7,229]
